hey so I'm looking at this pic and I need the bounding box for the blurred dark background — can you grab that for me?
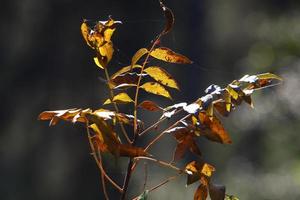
[1,0,300,199]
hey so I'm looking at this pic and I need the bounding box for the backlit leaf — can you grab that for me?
[226,86,239,100]
[144,66,179,89]
[112,93,134,104]
[256,72,282,81]
[38,108,92,126]
[103,98,112,105]
[185,161,215,185]
[141,82,172,99]
[150,47,192,64]
[80,21,92,48]
[198,112,232,144]
[109,72,147,89]
[138,100,162,111]
[224,90,231,112]
[194,184,208,200]
[111,65,142,79]
[131,48,149,66]
[94,56,104,69]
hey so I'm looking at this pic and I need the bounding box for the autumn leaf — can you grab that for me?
[185,160,215,185]
[144,66,179,89]
[167,127,201,160]
[86,113,148,157]
[161,102,187,119]
[198,112,232,144]
[131,48,149,67]
[38,108,91,126]
[109,72,146,89]
[138,100,162,111]
[160,1,174,35]
[194,184,208,200]
[150,47,192,64]
[111,65,142,79]
[106,93,134,104]
[140,82,172,99]
[93,57,104,69]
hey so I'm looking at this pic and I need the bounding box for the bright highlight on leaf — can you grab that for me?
[140,82,172,99]
[144,66,179,89]
[150,47,192,64]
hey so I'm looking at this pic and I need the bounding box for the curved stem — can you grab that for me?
[85,123,123,193]
[121,33,163,200]
[104,68,132,143]
[145,113,192,151]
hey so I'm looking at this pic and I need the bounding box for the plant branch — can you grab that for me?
[145,113,192,151]
[85,123,123,193]
[121,32,163,200]
[134,156,183,173]
[104,68,132,144]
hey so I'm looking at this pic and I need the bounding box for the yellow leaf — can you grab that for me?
[150,47,192,64]
[93,57,104,69]
[144,66,179,89]
[226,86,239,100]
[80,21,92,48]
[224,90,231,112]
[111,65,142,79]
[140,82,172,99]
[256,73,283,81]
[103,98,112,105]
[113,93,134,104]
[131,48,148,66]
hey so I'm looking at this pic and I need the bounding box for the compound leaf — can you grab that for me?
[144,66,179,89]
[141,82,172,99]
[150,47,192,64]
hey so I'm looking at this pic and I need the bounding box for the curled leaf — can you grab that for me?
[138,100,162,111]
[141,82,172,99]
[144,66,179,89]
[160,1,175,35]
[150,47,192,64]
[131,48,149,67]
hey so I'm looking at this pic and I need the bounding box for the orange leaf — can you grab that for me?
[38,108,91,126]
[138,100,162,112]
[185,161,215,185]
[150,47,192,64]
[194,184,208,200]
[198,112,232,144]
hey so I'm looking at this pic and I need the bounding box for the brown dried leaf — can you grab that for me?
[194,184,208,200]
[140,82,172,99]
[111,65,142,79]
[160,1,175,35]
[198,112,232,144]
[38,108,91,126]
[138,100,162,111]
[150,47,192,64]
[109,72,146,89]
[144,66,179,89]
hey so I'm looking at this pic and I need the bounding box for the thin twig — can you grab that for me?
[132,174,181,200]
[85,123,123,193]
[145,113,192,151]
[98,152,110,200]
[134,156,183,172]
[143,162,148,191]
[121,32,163,200]
[104,68,132,143]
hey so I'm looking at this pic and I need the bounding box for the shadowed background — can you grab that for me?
[1,0,300,199]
